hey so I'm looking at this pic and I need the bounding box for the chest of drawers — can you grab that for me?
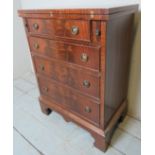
[18,5,138,152]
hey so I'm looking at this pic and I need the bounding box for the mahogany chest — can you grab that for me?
[18,5,138,151]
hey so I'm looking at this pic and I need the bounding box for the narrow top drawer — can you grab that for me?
[27,19,90,42]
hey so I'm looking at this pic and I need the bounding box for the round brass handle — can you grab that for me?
[83,80,90,88]
[33,23,39,30]
[84,106,91,113]
[40,64,45,71]
[71,26,79,35]
[96,29,100,36]
[34,43,39,49]
[80,53,88,62]
[44,87,49,92]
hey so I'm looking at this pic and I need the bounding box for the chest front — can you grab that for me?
[18,6,138,152]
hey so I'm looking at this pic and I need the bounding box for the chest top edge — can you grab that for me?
[18,5,138,19]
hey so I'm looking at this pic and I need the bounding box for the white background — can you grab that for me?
[20,0,140,9]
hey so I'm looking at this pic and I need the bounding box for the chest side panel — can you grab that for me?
[104,14,134,128]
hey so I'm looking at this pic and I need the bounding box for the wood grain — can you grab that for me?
[19,5,138,152]
[38,76,100,126]
[29,36,100,70]
[34,56,100,98]
[27,19,91,42]
[104,14,134,128]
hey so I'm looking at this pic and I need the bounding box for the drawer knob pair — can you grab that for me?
[71,26,79,35]
[84,106,91,113]
[33,23,39,30]
[81,53,88,62]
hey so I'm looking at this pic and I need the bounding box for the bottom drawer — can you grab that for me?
[38,76,99,126]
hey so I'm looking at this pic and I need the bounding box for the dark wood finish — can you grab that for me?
[18,5,138,20]
[27,19,91,42]
[33,56,100,98]
[38,76,99,126]
[104,14,134,128]
[92,21,101,44]
[18,5,138,152]
[99,22,106,129]
[29,36,100,70]
[18,5,138,15]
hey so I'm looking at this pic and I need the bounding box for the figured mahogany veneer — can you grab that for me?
[27,19,90,41]
[18,5,138,152]
[34,56,100,98]
[38,76,99,126]
[29,36,100,70]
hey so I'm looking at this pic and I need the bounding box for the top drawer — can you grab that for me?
[27,19,90,42]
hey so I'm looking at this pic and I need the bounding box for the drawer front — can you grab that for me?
[34,57,100,98]
[29,37,99,70]
[38,77,99,125]
[27,19,90,41]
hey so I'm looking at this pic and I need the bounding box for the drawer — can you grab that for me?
[34,56,100,98]
[29,37,100,70]
[38,77,99,125]
[27,19,90,41]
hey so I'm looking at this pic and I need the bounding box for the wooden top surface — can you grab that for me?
[18,5,138,16]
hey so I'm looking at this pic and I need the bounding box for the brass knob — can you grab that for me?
[84,106,91,113]
[83,80,90,88]
[33,23,39,30]
[71,26,79,35]
[44,87,48,92]
[80,53,88,62]
[34,43,39,49]
[96,29,100,36]
[40,64,45,71]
